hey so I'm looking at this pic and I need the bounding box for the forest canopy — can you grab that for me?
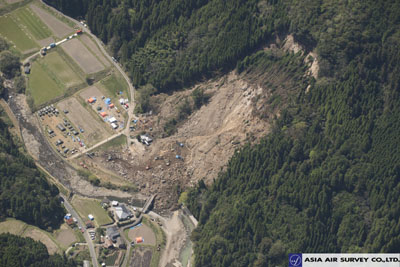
[43,0,400,266]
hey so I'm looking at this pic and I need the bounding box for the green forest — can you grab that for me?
[40,0,400,266]
[0,233,75,267]
[0,117,65,231]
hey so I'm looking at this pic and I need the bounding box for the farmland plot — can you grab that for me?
[30,4,73,38]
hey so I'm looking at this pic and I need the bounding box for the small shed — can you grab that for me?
[135,237,143,243]
[109,117,117,123]
[100,112,107,117]
[24,65,30,74]
[88,97,96,103]
[111,122,118,129]
[88,214,94,220]
[108,103,114,108]
[111,200,119,206]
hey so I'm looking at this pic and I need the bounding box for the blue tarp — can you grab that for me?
[105,98,111,105]
[119,91,123,95]
[130,223,142,230]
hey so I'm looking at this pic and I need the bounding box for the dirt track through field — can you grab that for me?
[61,38,104,74]
[30,4,73,38]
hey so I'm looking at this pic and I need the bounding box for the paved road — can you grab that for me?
[61,194,98,267]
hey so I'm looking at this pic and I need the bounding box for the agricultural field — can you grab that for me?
[61,38,104,74]
[79,85,126,131]
[0,14,38,52]
[80,34,110,67]
[71,196,113,226]
[30,3,73,38]
[27,61,65,107]
[0,218,77,254]
[100,72,130,100]
[12,6,52,41]
[57,97,111,147]
[42,51,84,88]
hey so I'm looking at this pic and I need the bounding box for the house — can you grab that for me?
[103,238,114,248]
[111,200,119,207]
[24,65,30,74]
[65,217,75,226]
[116,237,126,249]
[140,135,153,146]
[115,204,132,221]
[106,226,120,242]
[111,122,118,129]
[109,117,117,123]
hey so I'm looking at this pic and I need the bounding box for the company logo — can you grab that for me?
[289,253,302,267]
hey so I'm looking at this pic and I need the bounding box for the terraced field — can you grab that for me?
[28,60,64,106]
[13,6,52,40]
[0,14,38,52]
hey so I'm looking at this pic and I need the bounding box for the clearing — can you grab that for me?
[127,224,156,246]
[12,6,52,40]
[79,85,126,131]
[27,60,64,107]
[71,196,113,226]
[42,51,83,88]
[0,14,38,52]
[55,224,77,248]
[0,218,72,255]
[100,72,130,101]
[80,34,110,67]
[57,97,111,147]
[61,38,104,74]
[30,4,73,38]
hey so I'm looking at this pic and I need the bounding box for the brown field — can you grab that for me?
[128,224,156,246]
[23,228,60,254]
[80,34,110,67]
[55,225,76,248]
[30,4,73,38]
[0,219,27,235]
[57,97,110,147]
[61,38,104,74]
[79,85,125,131]
[39,111,83,156]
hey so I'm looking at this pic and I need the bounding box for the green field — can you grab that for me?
[71,197,113,226]
[0,14,38,51]
[43,52,83,87]
[13,6,52,40]
[28,61,64,106]
[101,73,129,100]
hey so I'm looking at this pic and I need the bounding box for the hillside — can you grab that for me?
[0,233,75,267]
[34,0,400,266]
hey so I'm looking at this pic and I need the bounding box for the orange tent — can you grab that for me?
[109,103,114,108]
[135,237,143,243]
[100,112,107,117]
